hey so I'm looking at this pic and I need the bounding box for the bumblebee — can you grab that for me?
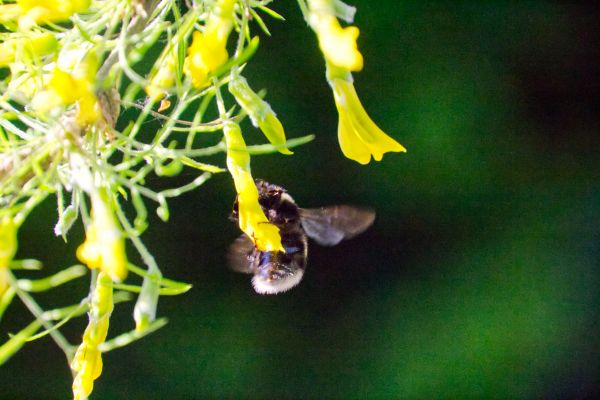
[228,180,375,294]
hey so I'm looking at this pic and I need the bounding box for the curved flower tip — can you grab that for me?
[332,78,406,164]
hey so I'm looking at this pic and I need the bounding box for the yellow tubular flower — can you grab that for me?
[308,0,363,72]
[331,78,406,164]
[0,218,18,296]
[228,76,292,154]
[184,0,236,88]
[0,0,90,29]
[76,193,128,282]
[72,272,113,400]
[224,122,284,252]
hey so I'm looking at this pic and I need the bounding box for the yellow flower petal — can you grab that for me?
[76,195,128,282]
[71,272,113,400]
[32,66,100,124]
[224,123,284,252]
[183,0,236,89]
[184,30,229,88]
[308,0,363,72]
[236,173,284,252]
[332,78,406,164]
[318,17,363,71]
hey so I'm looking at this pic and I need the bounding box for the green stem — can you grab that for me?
[8,271,75,363]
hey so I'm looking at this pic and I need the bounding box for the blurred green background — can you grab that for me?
[2,1,599,398]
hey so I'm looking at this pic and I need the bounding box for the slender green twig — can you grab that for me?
[7,271,75,363]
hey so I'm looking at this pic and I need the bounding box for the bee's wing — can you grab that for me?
[227,234,255,274]
[299,206,376,246]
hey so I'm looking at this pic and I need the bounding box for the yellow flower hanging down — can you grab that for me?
[0,0,90,30]
[0,218,18,296]
[71,272,114,400]
[331,77,406,164]
[223,122,284,252]
[184,0,236,88]
[307,0,405,164]
[76,193,128,282]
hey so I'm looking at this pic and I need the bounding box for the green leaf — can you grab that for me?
[258,5,286,21]
[54,204,79,239]
[98,318,168,353]
[8,259,43,270]
[0,320,43,366]
[114,283,192,296]
[231,134,316,155]
[127,263,192,291]
[180,157,226,173]
[17,265,87,292]
[249,8,271,36]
